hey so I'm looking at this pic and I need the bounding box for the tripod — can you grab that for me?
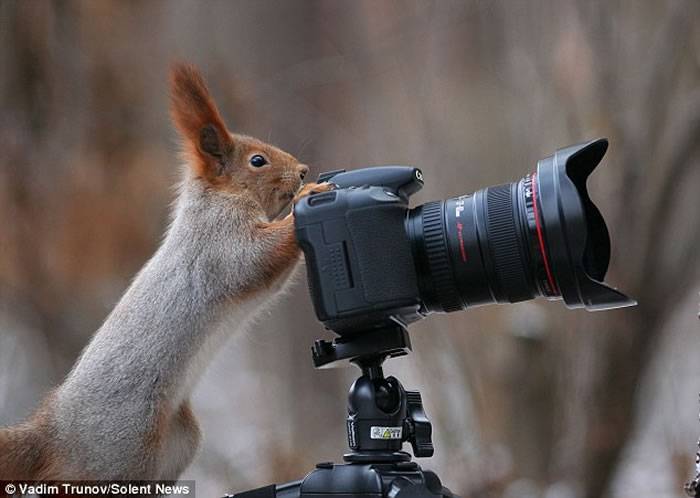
[227,324,460,498]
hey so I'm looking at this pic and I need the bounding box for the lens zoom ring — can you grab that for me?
[421,201,462,312]
[486,185,532,302]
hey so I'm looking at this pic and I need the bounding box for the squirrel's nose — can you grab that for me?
[297,164,309,181]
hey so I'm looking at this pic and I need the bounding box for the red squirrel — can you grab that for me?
[0,63,331,480]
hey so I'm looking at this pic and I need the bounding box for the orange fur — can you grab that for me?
[251,183,334,293]
[169,62,311,220]
[144,402,170,462]
[170,62,232,180]
[0,393,69,480]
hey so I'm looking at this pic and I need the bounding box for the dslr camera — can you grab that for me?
[295,138,635,337]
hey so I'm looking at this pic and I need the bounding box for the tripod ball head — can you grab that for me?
[346,363,434,462]
[347,375,407,454]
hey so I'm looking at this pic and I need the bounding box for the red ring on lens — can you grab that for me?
[531,173,559,294]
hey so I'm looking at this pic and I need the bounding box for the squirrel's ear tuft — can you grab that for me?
[170,62,232,177]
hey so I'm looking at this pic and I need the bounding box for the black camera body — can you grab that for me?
[294,167,426,335]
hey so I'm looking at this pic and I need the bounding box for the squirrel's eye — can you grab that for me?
[250,155,268,168]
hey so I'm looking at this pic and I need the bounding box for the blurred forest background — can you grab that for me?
[1,1,699,497]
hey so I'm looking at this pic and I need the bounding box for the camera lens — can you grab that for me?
[405,139,636,312]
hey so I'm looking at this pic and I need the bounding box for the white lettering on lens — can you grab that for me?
[455,199,465,218]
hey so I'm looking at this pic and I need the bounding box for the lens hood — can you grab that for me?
[535,138,636,310]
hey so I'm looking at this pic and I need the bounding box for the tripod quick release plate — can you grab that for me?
[312,325,412,369]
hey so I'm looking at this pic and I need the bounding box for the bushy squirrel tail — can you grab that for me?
[0,426,34,479]
[0,423,57,481]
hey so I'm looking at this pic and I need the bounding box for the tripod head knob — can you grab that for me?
[405,391,434,458]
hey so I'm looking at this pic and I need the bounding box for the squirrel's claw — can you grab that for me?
[293,182,334,203]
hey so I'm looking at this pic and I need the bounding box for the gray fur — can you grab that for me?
[51,177,295,479]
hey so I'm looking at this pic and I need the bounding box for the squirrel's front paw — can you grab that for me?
[293,182,334,203]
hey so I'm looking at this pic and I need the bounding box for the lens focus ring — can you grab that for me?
[486,185,533,302]
[420,201,463,312]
